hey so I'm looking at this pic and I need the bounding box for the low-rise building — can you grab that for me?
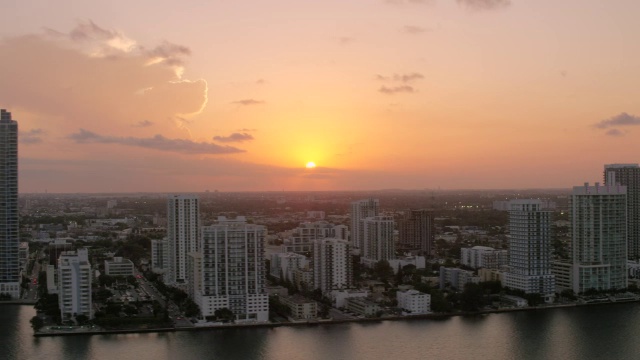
[331,289,369,308]
[439,267,480,290]
[551,261,573,292]
[104,257,135,277]
[281,295,318,320]
[397,290,431,315]
[478,268,504,283]
[388,255,426,274]
[460,246,508,269]
[346,297,380,317]
[502,295,528,308]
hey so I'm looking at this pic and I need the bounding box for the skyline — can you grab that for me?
[2,1,640,192]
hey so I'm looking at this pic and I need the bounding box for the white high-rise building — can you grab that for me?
[362,216,395,265]
[351,199,379,251]
[604,164,640,259]
[0,109,20,299]
[571,183,627,293]
[195,217,268,322]
[58,249,93,319]
[166,195,200,284]
[503,200,555,302]
[313,238,352,294]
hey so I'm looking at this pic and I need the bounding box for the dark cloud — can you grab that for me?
[403,26,428,35]
[20,128,45,144]
[456,0,511,11]
[377,73,424,83]
[605,129,624,137]
[68,129,244,154]
[133,120,154,128]
[231,99,265,106]
[595,113,640,129]
[213,132,255,143]
[379,85,415,94]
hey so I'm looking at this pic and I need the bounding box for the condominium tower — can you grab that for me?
[362,215,395,264]
[503,200,555,302]
[571,183,627,293]
[58,249,93,319]
[166,194,200,284]
[313,238,352,294]
[0,109,19,299]
[604,164,640,259]
[398,209,435,256]
[351,198,379,251]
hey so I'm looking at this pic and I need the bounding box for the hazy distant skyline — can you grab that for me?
[2,0,640,192]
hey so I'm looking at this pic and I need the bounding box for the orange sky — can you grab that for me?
[2,0,640,192]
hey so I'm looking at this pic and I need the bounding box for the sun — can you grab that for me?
[305,161,317,169]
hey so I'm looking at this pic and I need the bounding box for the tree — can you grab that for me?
[460,283,484,312]
[373,260,394,283]
[214,308,235,323]
[76,314,89,325]
[30,316,44,331]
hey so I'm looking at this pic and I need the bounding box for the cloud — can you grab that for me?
[456,0,511,11]
[256,78,267,85]
[237,128,257,132]
[20,128,45,144]
[213,132,255,143]
[133,120,154,128]
[337,37,355,45]
[377,72,424,83]
[605,129,624,137]
[595,113,640,129]
[402,26,428,35]
[231,99,265,106]
[379,85,415,94]
[68,129,244,154]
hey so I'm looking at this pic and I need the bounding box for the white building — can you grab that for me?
[503,200,556,302]
[104,257,135,277]
[604,164,640,259]
[331,289,369,308]
[281,295,318,320]
[397,289,431,315]
[166,194,200,284]
[58,249,93,319]
[151,238,169,274]
[388,255,426,274]
[460,246,508,270]
[270,252,308,281]
[282,221,335,254]
[571,183,627,293]
[439,267,480,290]
[351,199,380,251]
[362,216,395,264]
[195,217,269,322]
[313,238,353,295]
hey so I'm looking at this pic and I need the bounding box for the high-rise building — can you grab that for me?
[282,221,336,254]
[351,199,379,251]
[571,183,627,293]
[398,210,435,256]
[460,246,508,269]
[604,164,640,259]
[166,194,200,284]
[194,217,269,322]
[270,252,308,281]
[503,200,555,302]
[58,249,93,320]
[151,238,169,274]
[0,109,19,299]
[313,238,352,295]
[361,215,395,265]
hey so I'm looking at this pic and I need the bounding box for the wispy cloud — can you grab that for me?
[69,129,244,154]
[133,120,154,128]
[377,72,425,83]
[379,85,415,94]
[402,26,429,35]
[605,129,624,137]
[595,113,640,129]
[456,0,511,11]
[336,36,355,45]
[213,132,255,143]
[256,78,266,85]
[231,99,265,106]
[20,128,45,144]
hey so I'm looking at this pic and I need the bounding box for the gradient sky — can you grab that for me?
[2,0,640,192]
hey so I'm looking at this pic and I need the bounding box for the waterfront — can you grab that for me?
[4,303,640,360]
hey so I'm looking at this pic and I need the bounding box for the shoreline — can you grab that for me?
[30,298,640,337]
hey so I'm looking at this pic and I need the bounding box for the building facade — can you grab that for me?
[503,200,556,302]
[151,238,169,274]
[282,221,335,254]
[313,238,352,294]
[571,183,627,293]
[397,289,431,314]
[270,252,308,281]
[195,217,269,322]
[397,210,435,256]
[104,257,135,277]
[351,199,379,251]
[362,216,395,263]
[166,195,200,284]
[604,164,640,259]
[0,109,19,299]
[58,249,93,319]
[460,246,508,270]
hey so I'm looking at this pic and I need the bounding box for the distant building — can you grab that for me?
[503,200,555,302]
[151,238,169,274]
[282,221,341,254]
[166,194,200,285]
[351,199,380,251]
[195,217,269,322]
[397,210,435,256]
[331,289,369,308]
[551,261,572,292]
[104,257,135,277]
[478,268,504,283]
[362,216,395,264]
[388,255,426,274]
[58,249,93,320]
[571,183,627,293]
[281,295,318,320]
[604,164,640,259]
[345,297,380,317]
[18,242,29,271]
[460,246,508,270]
[313,238,353,295]
[48,239,74,266]
[0,109,19,299]
[293,268,314,290]
[397,289,431,315]
[270,252,308,281]
[439,267,480,290]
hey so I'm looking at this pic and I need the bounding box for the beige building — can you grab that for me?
[282,295,318,320]
[346,297,380,317]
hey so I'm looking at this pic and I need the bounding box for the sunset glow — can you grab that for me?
[306,162,317,169]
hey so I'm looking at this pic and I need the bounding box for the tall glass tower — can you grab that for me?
[0,109,19,299]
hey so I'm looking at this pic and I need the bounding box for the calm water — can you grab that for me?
[3,304,640,360]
